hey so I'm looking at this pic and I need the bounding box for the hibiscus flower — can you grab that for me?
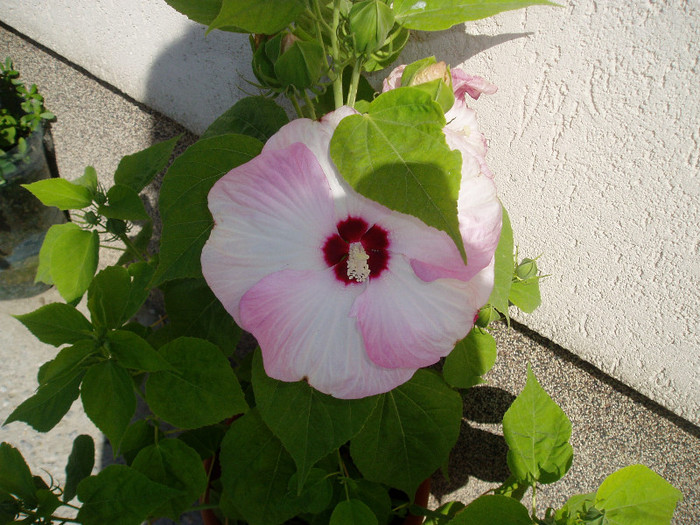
[201,108,497,399]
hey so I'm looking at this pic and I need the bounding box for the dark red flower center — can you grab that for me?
[322,216,390,285]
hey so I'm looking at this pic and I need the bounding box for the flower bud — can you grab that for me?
[106,218,127,236]
[83,211,99,226]
[400,58,455,113]
[274,39,325,90]
[348,0,395,54]
[515,258,538,281]
[94,191,107,205]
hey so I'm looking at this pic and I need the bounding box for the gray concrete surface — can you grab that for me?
[1,23,698,524]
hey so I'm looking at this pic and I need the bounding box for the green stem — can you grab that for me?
[346,59,363,108]
[531,483,537,519]
[289,92,304,118]
[336,449,351,502]
[303,90,318,120]
[118,233,147,262]
[330,0,344,108]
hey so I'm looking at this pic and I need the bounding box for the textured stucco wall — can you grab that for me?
[1,0,698,423]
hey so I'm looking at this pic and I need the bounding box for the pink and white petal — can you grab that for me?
[444,102,492,178]
[382,64,406,92]
[451,69,497,101]
[239,268,416,399]
[352,255,493,369]
[202,143,335,321]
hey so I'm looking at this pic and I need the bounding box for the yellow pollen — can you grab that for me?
[347,243,370,282]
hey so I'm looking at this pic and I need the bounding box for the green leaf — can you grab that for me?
[163,278,242,355]
[163,0,223,25]
[554,492,596,525]
[0,443,37,506]
[202,96,289,143]
[488,205,513,321]
[330,87,465,261]
[5,343,90,432]
[145,337,247,428]
[63,435,95,502]
[330,499,379,525]
[81,361,136,449]
[443,327,497,389]
[274,40,326,89]
[346,479,392,525]
[21,178,93,210]
[509,277,542,313]
[87,266,132,329]
[35,222,80,285]
[252,351,377,491]
[76,465,180,525]
[119,420,157,465]
[131,439,208,520]
[13,303,92,346]
[50,228,99,302]
[98,184,148,221]
[595,465,682,525]
[350,370,462,497]
[113,135,180,193]
[209,0,307,34]
[219,409,305,525]
[393,0,558,31]
[153,134,262,286]
[117,220,153,265]
[74,166,98,194]
[105,330,173,372]
[449,495,533,524]
[502,365,573,485]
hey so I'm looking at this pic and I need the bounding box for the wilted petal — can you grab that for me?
[451,68,498,101]
[239,268,416,398]
[352,255,493,369]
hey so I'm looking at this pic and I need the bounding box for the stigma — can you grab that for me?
[347,243,371,282]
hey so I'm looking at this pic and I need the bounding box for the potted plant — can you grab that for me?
[0,57,64,300]
[0,1,682,524]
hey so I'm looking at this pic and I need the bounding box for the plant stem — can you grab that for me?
[330,0,344,108]
[346,59,363,108]
[336,449,351,501]
[118,233,147,262]
[289,93,304,119]
[303,90,318,120]
[531,483,537,519]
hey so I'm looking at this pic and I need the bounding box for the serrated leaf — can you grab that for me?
[393,0,558,31]
[330,87,465,261]
[21,178,93,210]
[163,278,241,355]
[595,465,682,525]
[488,204,513,321]
[81,361,136,449]
[330,499,379,525]
[349,370,462,497]
[153,134,262,286]
[502,365,573,485]
[50,228,99,302]
[443,327,497,389]
[35,222,80,285]
[63,435,95,502]
[113,135,180,193]
[209,0,306,34]
[449,495,533,525]
[98,184,148,221]
[252,351,377,491]
[219,409,306,525]
[145,337,247,428]
[37,340,97,386]
[76,465,180,525]
[131,439,208,520]
[13,303,92,346]
[0,443,37,506]
[201,96,289,143]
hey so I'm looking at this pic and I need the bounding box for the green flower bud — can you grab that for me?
[274,39,325,90]
[348,0,395,55]
[515,258,539,280]
[94,191,107,205]
[106,218,127,236]
[83,211,99,226]
[476,305,500,328]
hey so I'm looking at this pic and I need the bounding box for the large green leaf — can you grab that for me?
[595,465,682,525]
[131,439,208,520]
[393,0,558,31]
[145,337,247,428]
[330,87,465,260]
[252,351,377,491]
[449,495,533,524]
[153,134,262,286]
[63,435,95,503]
[502,365,573,485]
[488,204,513,320]
[105,330,173,372]
[22,178,93,210]
[113,135,180,193]
[442,327,497,389]
[50,228,99,302]
[87,266,133,329]
[201,96,289,143]
[349,370,462,497]
[0,443,37,506]
[76,465,180,525]
[35,222,80,285]
[330,499,379,525]
[13,303,92,346]
[209,0,307,33]
[98,184,149,221]
[509,277,542,313]
[81,361,136,449]
[219,409,306,525]
[163,0,223,25]
[163,278,241,355]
